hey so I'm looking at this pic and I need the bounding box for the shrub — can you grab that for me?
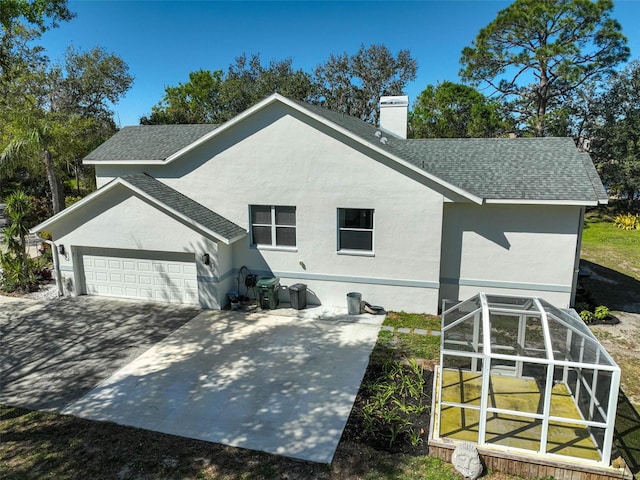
[0,253,37,293]
[614,213,638,230]
[359,358,428,448]
[594,305,610,320]
[65,196,83,207]
[580,310,595,324]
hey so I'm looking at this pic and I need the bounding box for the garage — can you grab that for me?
[81,249,198,305]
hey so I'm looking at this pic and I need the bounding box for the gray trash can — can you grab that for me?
[289,283,307,310]
[347,292,362,315]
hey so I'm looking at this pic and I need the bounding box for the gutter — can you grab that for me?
[34,233,63,297]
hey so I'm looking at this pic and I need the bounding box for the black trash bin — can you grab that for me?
[289,283,307,310]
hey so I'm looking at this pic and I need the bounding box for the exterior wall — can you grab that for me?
[117,103,447,313]
[88,102,587,313]
[47,184,225,308]
[439,203,582,308]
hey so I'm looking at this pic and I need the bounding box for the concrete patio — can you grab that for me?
[62,307,382,463]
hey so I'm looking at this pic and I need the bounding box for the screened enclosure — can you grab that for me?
[432,293,621,467]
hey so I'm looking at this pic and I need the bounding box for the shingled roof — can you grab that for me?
[120,174,246,242]
[85,124,219,162]
[31,173,246,244]
[83,96,607,204]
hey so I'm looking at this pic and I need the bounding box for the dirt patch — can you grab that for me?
[590,311,640,407]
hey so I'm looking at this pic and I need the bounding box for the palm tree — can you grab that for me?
[0,116,65,214]
[1,190,35,292]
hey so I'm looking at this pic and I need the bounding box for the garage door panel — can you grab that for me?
[183,264,197,275]
[82,251,198,305]
[122,260,136,271]
[137,262,151,272]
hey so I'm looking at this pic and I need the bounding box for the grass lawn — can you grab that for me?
[580,204,640,479]
[581,208,640,282]
[579,207,640,312]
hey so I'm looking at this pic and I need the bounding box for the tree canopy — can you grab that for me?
[1,44,132,214]
[141,54,314,125]
[142,45,417,128]
[588,60,640,201]
[313,44,417,125]
[409,81,510,138]
[460,0,629,136]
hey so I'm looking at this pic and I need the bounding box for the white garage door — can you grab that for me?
[82,250,198,305]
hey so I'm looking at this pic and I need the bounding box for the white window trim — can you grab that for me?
[337,208,375,255]
[250,205,297,250]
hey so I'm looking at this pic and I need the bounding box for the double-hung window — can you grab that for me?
[338,208,374,253]
[250,205,296,248]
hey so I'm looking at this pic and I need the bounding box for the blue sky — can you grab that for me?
[40,0,640,127]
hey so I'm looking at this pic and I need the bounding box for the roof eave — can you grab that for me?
[30,177,248,244]
[162,94,289,164]
[84,159,167,165]
[128,94,483,204]
[484,198,601,206]
[30,179,122,233]
[117,178,246,244]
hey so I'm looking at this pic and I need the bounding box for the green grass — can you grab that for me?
[579,208,640,311]
[582,209,640,281]
[383,311,441,331]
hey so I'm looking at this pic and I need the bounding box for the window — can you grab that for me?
[251,205,296,248]
[338,208,374,252]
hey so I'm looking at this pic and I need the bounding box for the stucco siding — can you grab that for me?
[137,104,446,312]
[47,185,224,308]
[439,203,581,308]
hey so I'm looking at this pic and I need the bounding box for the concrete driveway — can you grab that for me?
[1,296,381,463]
[0,296,200,410]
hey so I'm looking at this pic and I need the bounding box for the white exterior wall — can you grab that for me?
[439,203,582,308]
[47,184,225,308]
[102,104,446,313]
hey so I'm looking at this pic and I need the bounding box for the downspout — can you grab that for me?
[570,206,586,307]
[34,233,63,297]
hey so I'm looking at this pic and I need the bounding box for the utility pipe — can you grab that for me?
[34,233,63,297]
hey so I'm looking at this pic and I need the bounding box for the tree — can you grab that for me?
[1,114,65,213]
[460,0,629,136]
[222,53,314,118]
[0,0,75,77]
[313,44,417,125]
[0,190,36,292]
[141,69,224,124]
[589,60,640,202]
[51,46,133,120]
[1,46,132,213]
[0,0,74,33]
[142,54,314,125]
[409,81,510,138]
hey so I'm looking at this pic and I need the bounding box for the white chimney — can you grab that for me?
[379,95,408,139]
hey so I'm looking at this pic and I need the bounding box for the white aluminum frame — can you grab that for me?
[437,292,621,467]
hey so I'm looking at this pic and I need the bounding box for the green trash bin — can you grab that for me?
[257,277,280,309]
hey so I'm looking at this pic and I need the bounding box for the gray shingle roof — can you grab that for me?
[390,137,606,202]
[85,124,219,161]
[296,99,605,203]
[84,98,606,204]
[121,174,246,242]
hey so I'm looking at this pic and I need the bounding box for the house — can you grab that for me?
[30,94,607,314]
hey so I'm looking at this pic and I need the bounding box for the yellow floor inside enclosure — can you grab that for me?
[438,369,601,461]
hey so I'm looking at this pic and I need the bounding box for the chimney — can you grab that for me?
[379,95,408,139]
